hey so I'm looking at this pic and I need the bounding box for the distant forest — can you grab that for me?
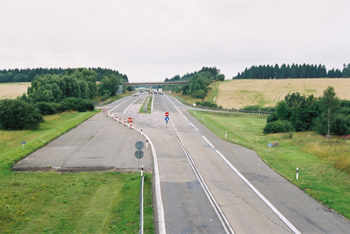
[234,63,350,79]
[0,67,129,83]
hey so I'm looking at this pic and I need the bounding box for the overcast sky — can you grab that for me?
[1,0,349,82]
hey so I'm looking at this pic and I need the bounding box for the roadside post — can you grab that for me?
[141,165,144,176]
[296,168,299,180]
[202,115,204,121]
[140,128,143,135]
[146,140,148,148]
[21,141,26,150]
[135,141,144,176]
[165,112,169,124]
[225,131,227,139]
[267,143,273,153]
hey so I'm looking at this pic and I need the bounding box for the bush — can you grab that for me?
[197,101,218,108]
[267,112,278,123]
[263,120,294,134]
[242,105,260,111]
[0,99,44,130]
[35,102,62,115]
[191,89,206,99]
[333,115,350,136]
[60,97,94,112]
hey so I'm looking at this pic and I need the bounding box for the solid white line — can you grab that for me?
[166,95,301,234]
[169,117,233,234]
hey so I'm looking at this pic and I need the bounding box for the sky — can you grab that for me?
[1,0,349,82]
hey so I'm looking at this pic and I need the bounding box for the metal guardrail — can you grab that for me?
[139,175,144,234]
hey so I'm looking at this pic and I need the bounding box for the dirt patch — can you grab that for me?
[0,82,31,99]
[216,78,350,109]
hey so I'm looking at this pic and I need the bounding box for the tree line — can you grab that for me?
[264,86,350,136]
[234,63,350,79]
[0,68,124,130]
[163,67,224,100]
[0,67,129,83]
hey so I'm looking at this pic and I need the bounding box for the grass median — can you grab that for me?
[189,110,350,220]
[0,111,154,233]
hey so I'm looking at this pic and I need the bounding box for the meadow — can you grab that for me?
[0,82,31,100]
[216,78,350,109]
[189,110,350,220]
[0,111,154,233]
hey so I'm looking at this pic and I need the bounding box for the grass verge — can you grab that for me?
[188,110,350,220]
[0,111,154,233]
[205,81,222,103]
[139,96,152,114]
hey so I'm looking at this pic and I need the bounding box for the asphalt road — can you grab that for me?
[14,92,350,233]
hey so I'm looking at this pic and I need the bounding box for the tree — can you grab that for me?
[0,99,44,130]
[216,74,225,81]
[318,86,341,135]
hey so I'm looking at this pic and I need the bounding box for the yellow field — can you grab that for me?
[217,78,350,109]
[0,82,31,99]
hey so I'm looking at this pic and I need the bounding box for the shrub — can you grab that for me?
[191,89,206,99]
[242,105,260,111]
[60,97,94,112]
[198,101,218,108]
[0,99,44,130]
[333,115,350,136]
[267,112,278,123]
[35,102,62,115]
[263,120,294,134]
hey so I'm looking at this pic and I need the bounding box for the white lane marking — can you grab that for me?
[202,136,215,149]
[123,94,144,114]
[169,117,234,234]
[166,95,301,234]
[107,97,132,112]
[214,150,300,234]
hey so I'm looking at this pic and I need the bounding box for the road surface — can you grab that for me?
[15,92,350,233]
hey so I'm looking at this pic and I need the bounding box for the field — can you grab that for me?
[0,111,154,233]
[216,78,350,109]
[189,110,350,220]
[0,82,31,99]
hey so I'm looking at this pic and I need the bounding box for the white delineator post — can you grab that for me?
[296,168,299,180]
[141,128,143,135]
[225,131,227,139]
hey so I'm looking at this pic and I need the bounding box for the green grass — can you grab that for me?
[139,96,152,113]
[0,111,154,233]
[189,110,350,220]
[205,81,222,103]
[169,93,201,106]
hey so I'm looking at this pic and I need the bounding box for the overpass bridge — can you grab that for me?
[118,81,188,94]
[122,81,188,86]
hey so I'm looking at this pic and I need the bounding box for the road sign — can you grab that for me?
[21,141,26,145]
[165,116,169,121]
[267,143,273,146]
[127,117,133,123]
[135,141,144,149]
[134,149,144,159]
[165,112,169,117]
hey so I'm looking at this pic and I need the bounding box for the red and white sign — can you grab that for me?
[129,123,133,129]
[127,117,133,123]
[165,112,169,117]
